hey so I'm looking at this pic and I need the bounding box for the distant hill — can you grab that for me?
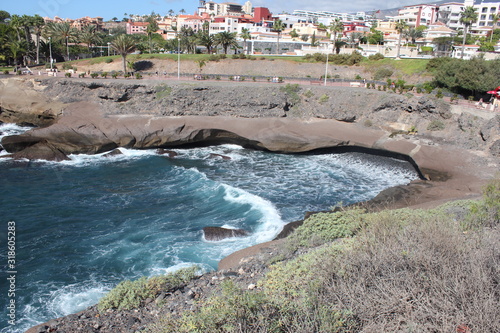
[368,0,457,19]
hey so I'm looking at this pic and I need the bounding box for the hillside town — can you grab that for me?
[35,0,500,60]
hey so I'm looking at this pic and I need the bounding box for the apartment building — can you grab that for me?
[395,4,439,27]
[197,0,252,16]
[44,16,104,30]
[437,2,465,30]
[466,0,500,36]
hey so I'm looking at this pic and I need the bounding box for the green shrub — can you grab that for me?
[98,266,197,311]
[364,119,373,127]
[3,70,9,75]
[436,89,443,98]
[105,57,113,63]
[78,73,85,78]
[303,89,314,98]
[368,53,384,60]
[231,54,239,59]
[135,73,142,79]
[155,84,172,99]
[427,120,445,131]
[111,72,118,79]
[463,177,500,229]
[101,72,108,78]
[373,67,393,80]
[65,72,71,78]
[90,73,99,78]
[319,94,329,103]
[280,83,301,104]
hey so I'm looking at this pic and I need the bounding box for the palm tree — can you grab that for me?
[197,31,215,53]
[459,6,478,59]
[9,14,23,41]
[240,27,251,54]
[395,20,408,59]
[32,15,44,63]
[329,18,344,52]
[111,34,136,73]
[168,9,174,17]
[179,9,186,15]
[45,22,78,60]
[8,35,27,66]
[214,31,237,54]
[272,19,285,54]
[403,27,423,45]
[79,25,102,53]
[146,16,159,53]
[490,13,500,43]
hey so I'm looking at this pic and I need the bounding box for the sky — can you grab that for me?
[2,0,421,20]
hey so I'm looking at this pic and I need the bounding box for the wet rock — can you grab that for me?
[11,142,70,161]
[209,153,231,160]
[102,148,123,158]
[156,148,178,157]
[203,227,249,241]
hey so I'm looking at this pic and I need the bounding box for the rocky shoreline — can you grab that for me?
[0,77,498,333]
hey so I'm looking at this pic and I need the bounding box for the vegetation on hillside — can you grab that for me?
[98,177,499,332]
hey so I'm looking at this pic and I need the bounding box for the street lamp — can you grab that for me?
[66,36,69,61]
[107,42,111,56]
[177,37,180,80]
[324,51,329,86]
[49,37,53,70]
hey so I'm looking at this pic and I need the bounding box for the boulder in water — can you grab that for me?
[102,148,123,158]
[203,227,249,241]
[208,153,231,160]
[156,148,178,158]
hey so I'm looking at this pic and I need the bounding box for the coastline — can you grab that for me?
[1,78,498,332]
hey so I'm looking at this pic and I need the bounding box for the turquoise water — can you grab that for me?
[0,124,418,332]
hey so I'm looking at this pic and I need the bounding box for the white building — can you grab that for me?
[292,10,371,22]
[437,2,465,30]
[395,4,439,27]
[467,0,500,37]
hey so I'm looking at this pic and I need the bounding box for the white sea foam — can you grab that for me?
[59,148,158,166]
[48,283,109,316]
[222,184,284,243]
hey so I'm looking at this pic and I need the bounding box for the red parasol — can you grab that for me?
[486,86,500,98]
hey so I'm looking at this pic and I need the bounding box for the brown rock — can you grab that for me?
[203,227,249,241]
[102,148,123,158]
[156,148,178,158]
[11,141,70,161]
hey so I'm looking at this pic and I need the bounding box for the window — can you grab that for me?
[491,7,496,12]
[481,14,486,20]
[482,7,487,13]
[479,21,485,26]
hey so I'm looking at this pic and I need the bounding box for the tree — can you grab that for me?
[111,34,136,73]
[459,6,478,59]
[329,18,344,46]
[146,16,159,53]
[272,19,284,54]
[0,10,10,23]
[79,25,102,53]
[45,21,78,60]
[490,13,500,43]
[403,27,423,45]
[290,29,299,38]
[168,9,174,17]
[395,20,408,59]
[367,29,384,45]
[214,31,237,54]
[179,9,186,15]
[8,35,27,66]
[197,30,215,54]
[112,17,118,22]
[240,27,251,54]
[32,14,45,64]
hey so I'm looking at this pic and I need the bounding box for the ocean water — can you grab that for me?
[0,123,418,332]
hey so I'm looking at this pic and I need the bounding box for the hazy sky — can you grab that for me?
[2,0,420,20]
